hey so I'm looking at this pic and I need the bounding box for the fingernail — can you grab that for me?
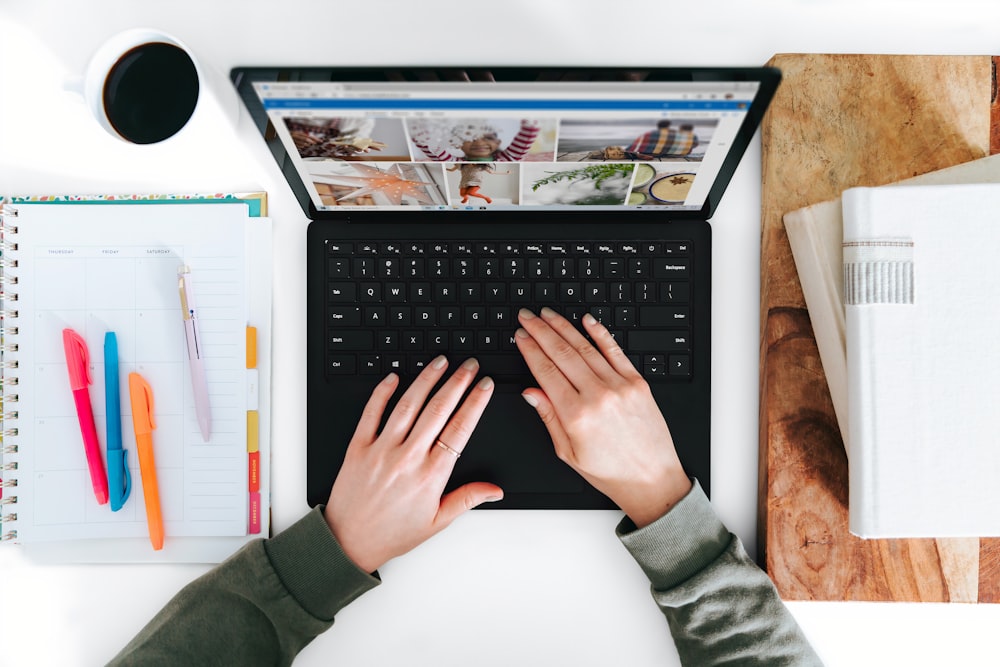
[518,308,535,320]
[484,494,504,503]
[478,376,494,390]
[462,357,479,370]
[521,392,539,407]
[540,306,557,319]
[432,355,448,369]
[515,327,531,339]
[583,313,597,326]
[382,372,398,385]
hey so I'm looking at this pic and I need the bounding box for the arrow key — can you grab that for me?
[667,354,691,377]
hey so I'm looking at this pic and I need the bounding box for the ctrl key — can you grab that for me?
[328,355,357,375]
[668,354,690,377]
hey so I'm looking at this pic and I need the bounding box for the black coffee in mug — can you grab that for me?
[102,42,199,144]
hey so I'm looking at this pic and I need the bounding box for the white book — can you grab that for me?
[842,183,1000,538]
[783,154,1000,453]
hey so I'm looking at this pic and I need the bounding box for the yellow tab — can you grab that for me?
[247,410,259,453]
[246,326,257,369]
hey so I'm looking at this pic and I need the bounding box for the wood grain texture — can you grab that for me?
[759,54,999,602]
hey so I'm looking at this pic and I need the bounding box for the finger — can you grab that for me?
[382,355,450,440]
[350,372,399,446]
[514,323,576,402]
[434,481,505,530]
[517,308,605,389]
[520,388,573,460]
[536,307,621,383]
[430,375,495,466]
[581,313,643,379]
[406,358,482,448]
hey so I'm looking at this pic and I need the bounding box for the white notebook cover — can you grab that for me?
[843,183,1000,538]
[784,154,1000,453]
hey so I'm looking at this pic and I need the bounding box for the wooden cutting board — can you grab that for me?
[759,54,1000,602]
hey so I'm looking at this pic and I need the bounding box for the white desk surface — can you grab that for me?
[3,1,1000,664]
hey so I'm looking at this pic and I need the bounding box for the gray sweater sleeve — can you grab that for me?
[107,506,380,666]
[617,479,823,666]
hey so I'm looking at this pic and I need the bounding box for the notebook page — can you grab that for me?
[14,202,252,542]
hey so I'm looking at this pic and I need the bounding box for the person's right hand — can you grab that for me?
[515,308,692,528]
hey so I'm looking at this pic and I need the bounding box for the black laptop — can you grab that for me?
[231,66,780,509]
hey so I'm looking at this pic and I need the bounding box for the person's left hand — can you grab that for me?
[324,357,503,573]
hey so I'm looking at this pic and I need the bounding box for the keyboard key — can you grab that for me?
[453,331,475,351]
[428,331,449,351]
[653,258,690,278]
[328,242,353,255]
[378,257,399,278]
[328,331,373,351]
[403,331,424,350]
[378,331,399,350]
[328,282,357,302]
[385,283,406,302]
[359,283,381,302]
[477,330,500,350]
[359,355,381,374]
[328,355,356,374]
[639,306,689,327]
[329,306,361,326]
[328,258,350,278]
[410,283,432,302]
[353,257,375,278]
[584,282,606,302]
[560,283,582,302]
[511,283,531,302]
[627,330,675,352]
[405,258,425,278]
[661,282,690,303]
[668,354,691,376]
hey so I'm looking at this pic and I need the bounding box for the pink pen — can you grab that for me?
[62,328,109,505]
[178,266,211,441]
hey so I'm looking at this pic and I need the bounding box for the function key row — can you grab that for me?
[327,240,690,257]
[329,257,690,280]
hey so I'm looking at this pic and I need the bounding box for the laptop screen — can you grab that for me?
[249,77,763,214]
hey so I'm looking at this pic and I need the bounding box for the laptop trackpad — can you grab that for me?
[448,390,583,495]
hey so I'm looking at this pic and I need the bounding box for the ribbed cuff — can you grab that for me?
[616,478,732,591]
[264,506,381,621]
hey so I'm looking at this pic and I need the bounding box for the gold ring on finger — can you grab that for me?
[435,438,461,458]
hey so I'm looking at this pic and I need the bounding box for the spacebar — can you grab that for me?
[476,354,530,379]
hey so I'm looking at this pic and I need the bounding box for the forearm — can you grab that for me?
[108,507,380,667]
[496,120,540,161]
[413,140,454,161]
[618,480,823,666]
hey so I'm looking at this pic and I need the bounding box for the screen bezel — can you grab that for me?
[230,66,781,221]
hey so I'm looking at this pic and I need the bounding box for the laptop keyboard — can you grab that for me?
[325,240,693,381]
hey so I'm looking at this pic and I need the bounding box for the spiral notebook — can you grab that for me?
[0,196,272,562]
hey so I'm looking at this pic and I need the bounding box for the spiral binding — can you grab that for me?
[1,200,19,542]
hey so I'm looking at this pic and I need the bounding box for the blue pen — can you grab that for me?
[104,332,131,511]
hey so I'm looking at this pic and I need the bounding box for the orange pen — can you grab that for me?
[128,372,164,550]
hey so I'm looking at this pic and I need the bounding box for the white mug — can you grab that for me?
[65,29,236,144]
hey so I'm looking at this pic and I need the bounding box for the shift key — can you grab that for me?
[627,330,691,352]
[328,330,374,351]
